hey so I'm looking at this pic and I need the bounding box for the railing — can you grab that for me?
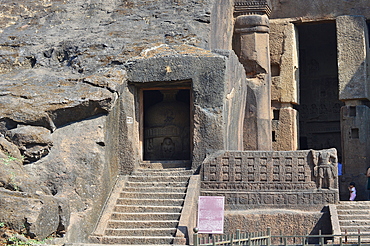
[193,228,370,246]
[193,228,271,246]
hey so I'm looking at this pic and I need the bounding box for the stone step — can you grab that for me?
[107,220,179,229]
[340,237,370,243]
[128,175,190,183]
[337,202,370,210]
[101,235,175,244]
[339,201,370,204]
[116,198,184,206]
[113,205,182,213]
[105,228,177,237]
[111,212,181,221]
[139,161,191,169]
[337,209,370,215]
[133,169,193,176]
[337,205,370,210]
[125,181,188,188]
[340,225,370,232]
[339,220,370,226]
[123,186,187,193]
[93,167,191,245]
[339,214,370,220]
[119,192,186,199]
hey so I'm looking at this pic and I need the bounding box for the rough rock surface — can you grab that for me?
[2,0,364,243]
[0,0,220,240]
[0,0,218,241]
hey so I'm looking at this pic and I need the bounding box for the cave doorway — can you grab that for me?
[296,22,344,160]
[141,87,192,163]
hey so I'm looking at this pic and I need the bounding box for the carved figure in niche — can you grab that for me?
[146,138,153,152]
[161,137,175,159]
[311,149,338,189]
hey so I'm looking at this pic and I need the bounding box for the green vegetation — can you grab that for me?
[1,154,17,166]
[6,237,47,246]
[7,171,20,192]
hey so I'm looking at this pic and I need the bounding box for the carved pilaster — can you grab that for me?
[233,0,272,150]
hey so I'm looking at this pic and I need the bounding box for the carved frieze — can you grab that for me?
[234,0,272,17]
[201,149,339,207]
[201,190,338,209]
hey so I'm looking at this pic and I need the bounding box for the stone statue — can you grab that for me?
[311,149,338,189]
[161,137,175,159]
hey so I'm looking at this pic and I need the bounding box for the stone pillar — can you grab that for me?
[271,103,298,151]
[341,103,370,174]
[234,0,272,150]
[341,103,370,200]
[336,15,370,101]
[337,15,370,200]
[270,20,299,151]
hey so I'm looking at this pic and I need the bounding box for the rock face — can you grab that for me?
[2,0,370,244]
[0,0,223,242]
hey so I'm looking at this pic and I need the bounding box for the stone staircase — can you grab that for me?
[91,168,194,245]
[335,201,370,243]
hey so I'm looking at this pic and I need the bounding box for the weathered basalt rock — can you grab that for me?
[0,189,69,239]
[6,126,52,164]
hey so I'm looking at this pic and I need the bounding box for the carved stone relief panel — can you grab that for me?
[201,149,339,207]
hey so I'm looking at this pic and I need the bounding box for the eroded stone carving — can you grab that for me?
[201,150,339,207]
[311,149,338,190]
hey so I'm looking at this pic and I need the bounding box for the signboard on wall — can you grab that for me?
[197,196,225,234]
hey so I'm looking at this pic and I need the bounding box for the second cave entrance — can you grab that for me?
[142,88,191,162]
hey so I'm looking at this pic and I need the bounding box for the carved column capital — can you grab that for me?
[234,0,272,17]
[234,14,269,34]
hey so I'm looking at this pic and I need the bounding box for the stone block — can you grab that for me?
[270,19,299,104]
[336,15,370,100]
[224,209,330,244]
[341,105,370,175]
[272,107,298,151]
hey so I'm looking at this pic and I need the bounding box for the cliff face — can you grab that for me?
[4,0,368,243]
[0,0,213,75]
[0,0,219,242]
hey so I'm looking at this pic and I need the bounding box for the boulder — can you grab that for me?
[6,126,52,164]
[0,189,69,239]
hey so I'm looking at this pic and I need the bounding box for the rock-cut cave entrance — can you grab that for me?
[296,22,344,161]
[141,86,192,164]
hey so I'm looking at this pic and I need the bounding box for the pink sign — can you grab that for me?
[197,196,225,234]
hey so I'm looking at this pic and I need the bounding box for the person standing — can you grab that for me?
[366,167,370,200]
[348,182,356,201]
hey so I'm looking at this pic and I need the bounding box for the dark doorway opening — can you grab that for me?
[295,22,344,160]
[143,89,191,161]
